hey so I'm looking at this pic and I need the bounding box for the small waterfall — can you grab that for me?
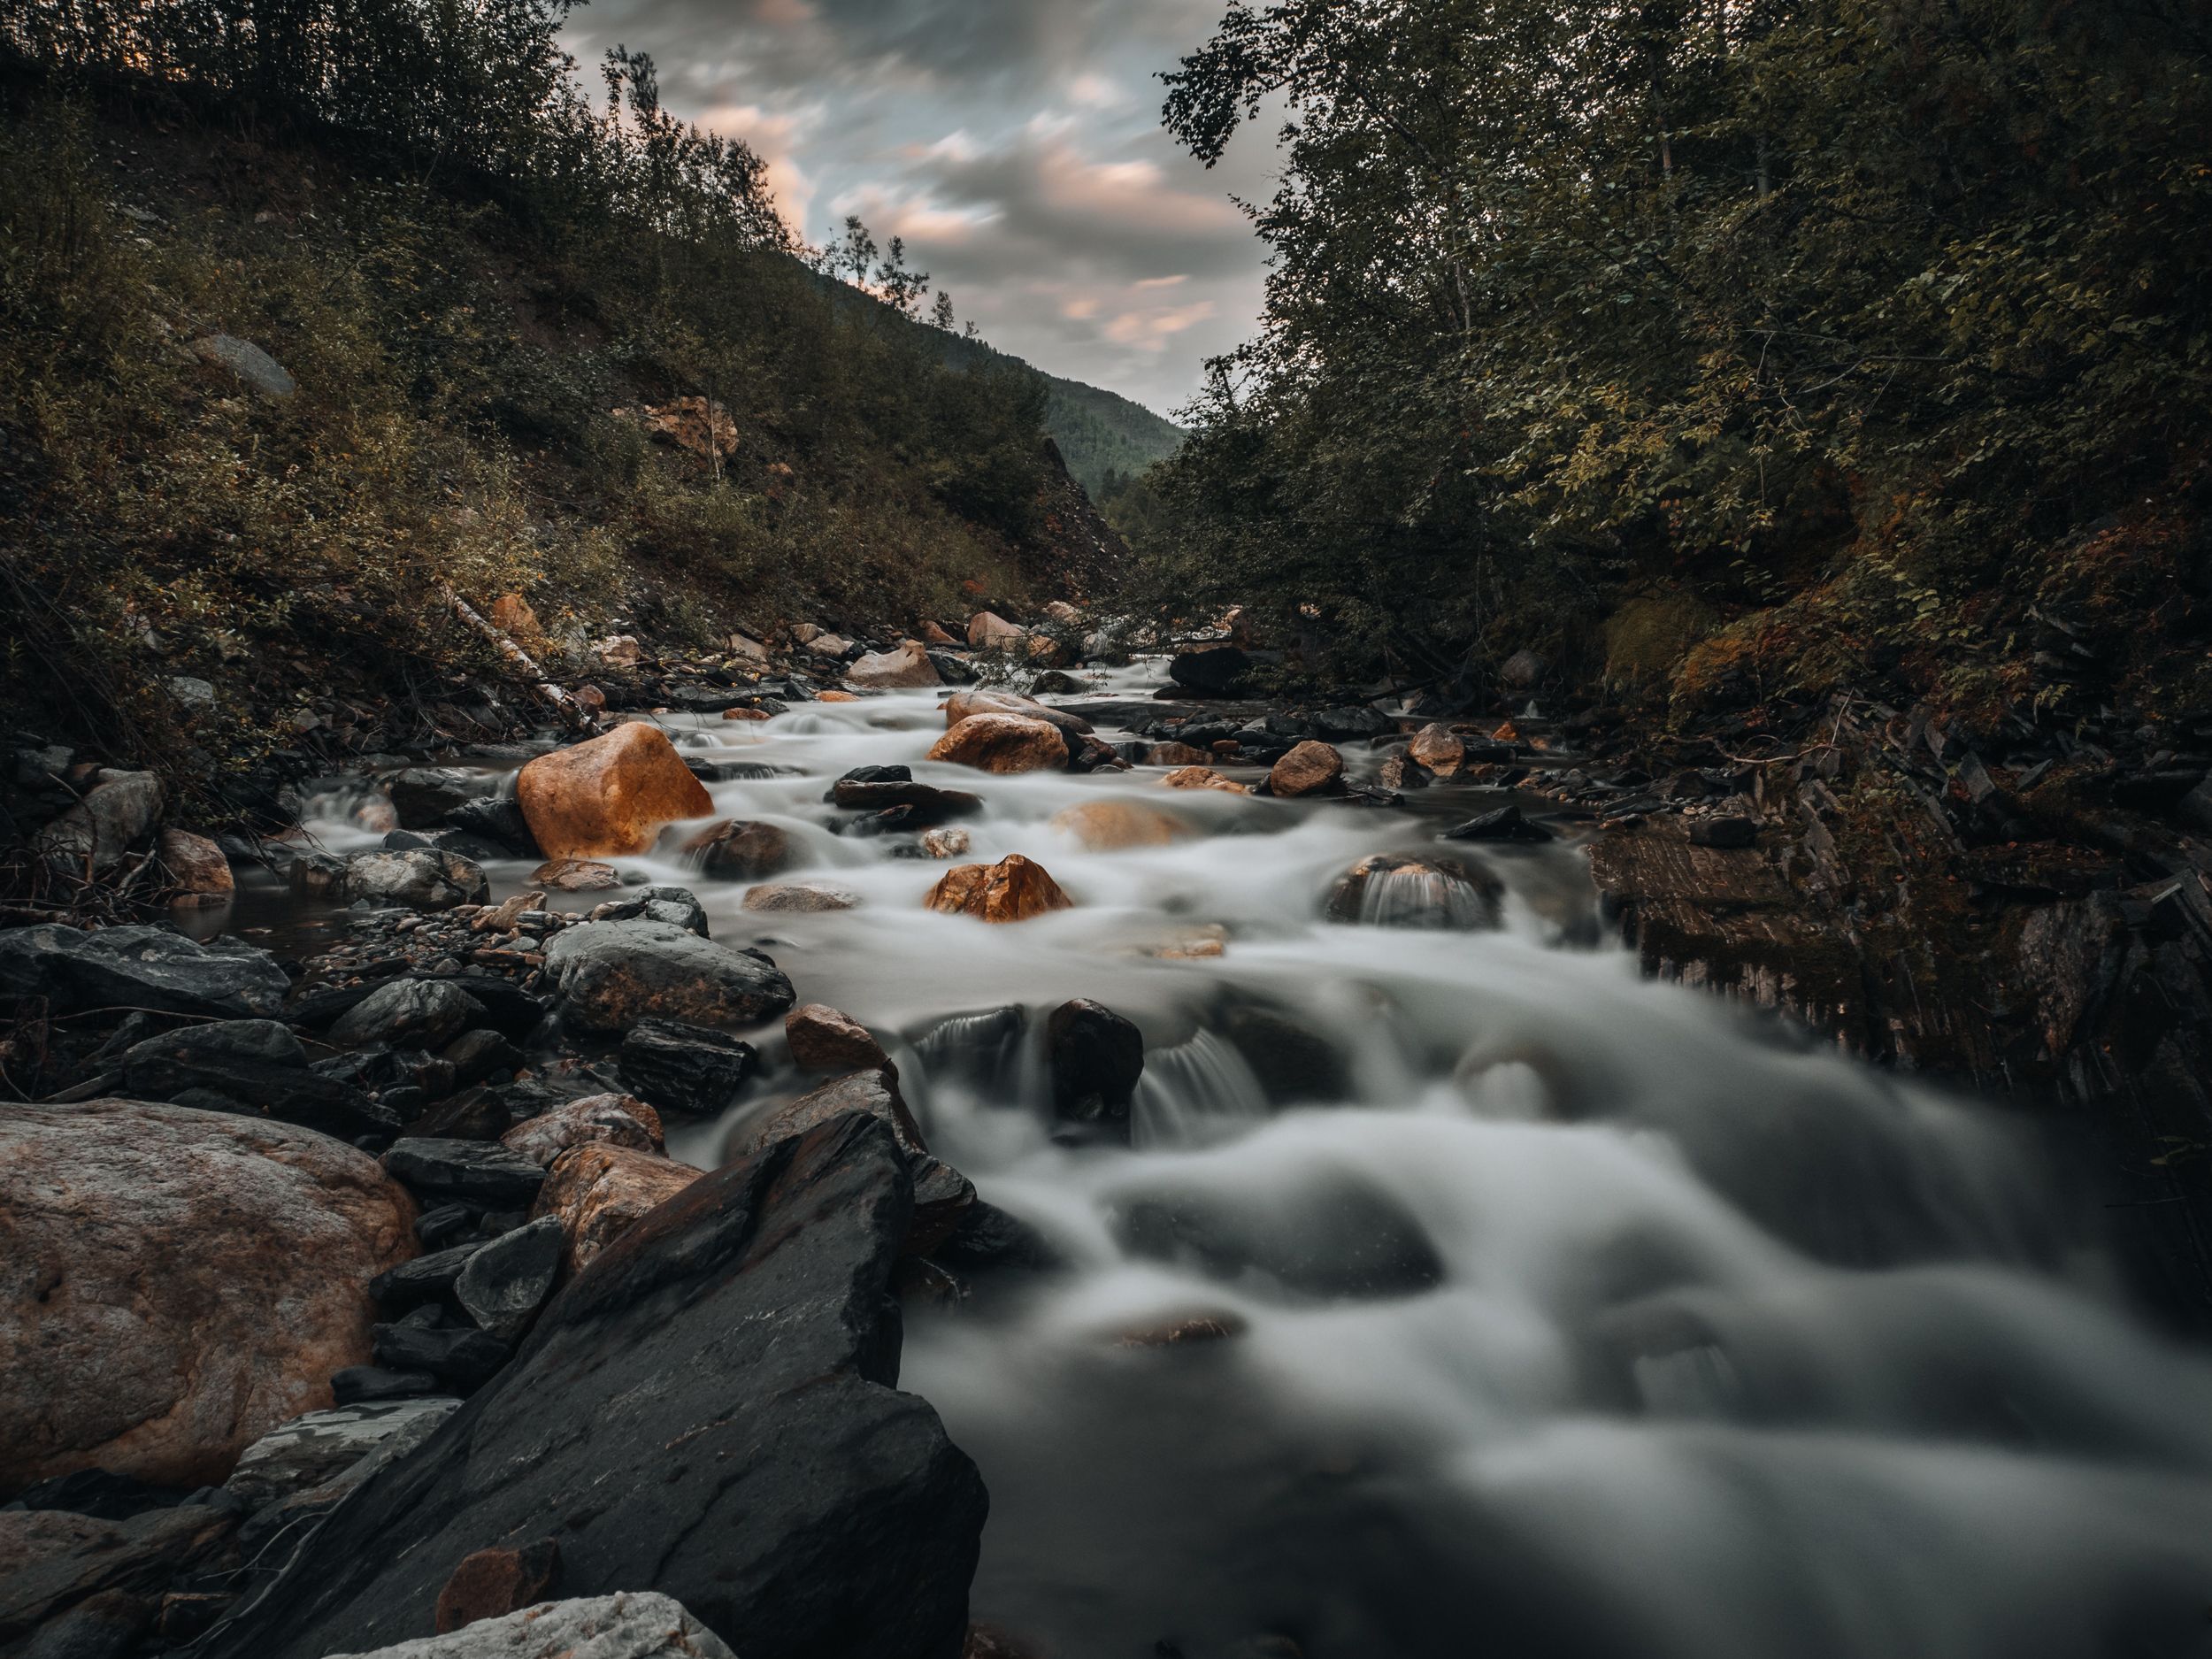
[1360,864,1491,929]
[1132,1029,1271,1148]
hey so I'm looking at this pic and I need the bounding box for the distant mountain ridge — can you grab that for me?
[937,332,1187,498]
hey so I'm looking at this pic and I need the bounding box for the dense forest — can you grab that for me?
[1139,0,2212,722]
[0,0,1124,796]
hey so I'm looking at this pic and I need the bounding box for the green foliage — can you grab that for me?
[938,329,1186,497]
[1148,0,2212,711]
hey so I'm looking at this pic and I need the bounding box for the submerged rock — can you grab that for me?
[1108,1169,1445,1302]
[939,688,1093,737]
[1047,999,1145,1141]
[1325,852,1503,930]
[219,1116,987,1659]
[1049,800,1188,850]
[925,854,1074,923]
[681,818,795,881]
[344,849,490,911]
[1159,765,1249,795]
[0,1102,416,1494]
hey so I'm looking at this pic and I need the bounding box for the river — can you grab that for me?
[281,665,2212,1659]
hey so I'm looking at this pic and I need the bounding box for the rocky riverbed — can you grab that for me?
[8,617,2212,1659]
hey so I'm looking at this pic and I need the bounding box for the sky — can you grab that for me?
[562,0,1276,418]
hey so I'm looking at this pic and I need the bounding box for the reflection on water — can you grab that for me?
[296,672,2212,1659]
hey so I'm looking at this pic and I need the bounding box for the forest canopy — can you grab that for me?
[1148,0,2212,715]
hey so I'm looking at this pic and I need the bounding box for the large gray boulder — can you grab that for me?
[119,1019,397,1139]
[344,849,490,911]
[331,979,488,1049]
[542,919,794,1033]
[0,925,288,1018]
[322,1594,734,1659]
[211,1114,987,1659]
[32,770,163,875]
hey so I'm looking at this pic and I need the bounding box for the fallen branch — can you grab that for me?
[442,586,589,728]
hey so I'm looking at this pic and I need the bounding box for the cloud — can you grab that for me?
[565,0,1274,413]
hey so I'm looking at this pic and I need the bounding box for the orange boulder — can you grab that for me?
[925,854,1074,923]
[1268,741,1345,798]
[516,724,712,859]
[927,714,1069,774]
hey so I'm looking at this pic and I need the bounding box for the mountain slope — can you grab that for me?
[938,332,1186,496]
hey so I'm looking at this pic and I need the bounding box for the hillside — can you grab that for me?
[0,19,1132,822]
[939,331,1186,496]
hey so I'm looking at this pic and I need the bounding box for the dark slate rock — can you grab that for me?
[383,1139,547,1209]
[934,1201,1064,1278]
[413,1204,477,1248]
[330,1368,440,1406]
[0,1504,236,1649]
[214,1114,987,1659]
[3,1469,187,1522]
[384,827,514,864]
[0,925,288,1019]
[443,1028,521,1088]
[926,650,978,685]
[618,1019,757,1116]
[1307,705,1394,741]
[1215,1002,1348,1105]
[831,780,983,825]
[331,979,487,1050]
[1110,1171,1445,1302]
[1441,805,1555,843]
[370,1242,487,1310]
[119,1021,398,1141]
[441,795,543,860]
[290,977,544,1042]
[1046,999,1145,1141]
[455,1217,565,1342]
[386,768,482,830]
[371,1323,510,1386]
[821,764,912,803]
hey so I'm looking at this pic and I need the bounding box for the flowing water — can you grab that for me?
[288,670,2212,1659]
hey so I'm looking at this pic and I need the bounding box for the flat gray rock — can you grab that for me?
[0,925,288,1018]
[224,1397,463,1512]
[320,1593,734,1659]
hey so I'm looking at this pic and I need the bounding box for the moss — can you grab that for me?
[1602,591,1721,692]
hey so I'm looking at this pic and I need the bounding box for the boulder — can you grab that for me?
[383,1140,549,1210]
[1325,852,1503,929]
[532,1144,702,1276]
[1048,800,1188,851]
[1047,1000,1145,1141]
[344,849,491,911]
[967,611,1029,650]
[223,1398,465,1513]
[30,769,162,876]
[434,1539,563,1635]
[733,1069,926,1160]
[1167,644,1251,696]
[924,855,1074,923]
[541,919,795,1033]
[1159,766,1248,795]
[372,1242,490,1310]
[588,885,710,937]
[455,1218,566,1342]
[1406,724,1466,776]
[785,1004,891,1074]
[920,827,971,858]
[372,1322,509,1387]
[741,882,860,912]
[0,1102,416,1493]
[515,726,714,860]
[845,641,941,689]
[1500,649,1548,689]
[530,858,620,892]
[1144,741,1213,767]
[939,688,1093,737]
[617,1020,757,1116]
[499,1094,665,1168]
[927,714,1069,774]
[1689,814,1759,849]
[323,1593,734,1659]
[159,827,234,905]
[0,929,288,1022]
[680,818,795,881]
[333,979,488,1050]
[388,769,483,830]
[191,332,295,398]
[1268,741,1345,798]
[1217,1004,1348,1105]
